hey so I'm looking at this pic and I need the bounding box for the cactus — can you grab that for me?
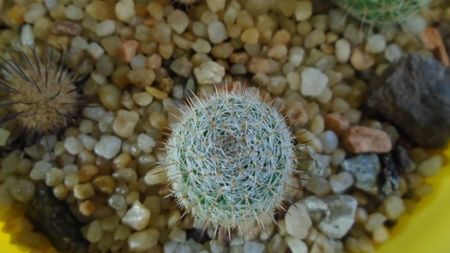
[333,0,428,25]
[0,46,81,143]
[165,82,297,234]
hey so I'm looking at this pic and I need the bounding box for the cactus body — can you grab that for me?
[165,83,296,233]
[334,0,427,25]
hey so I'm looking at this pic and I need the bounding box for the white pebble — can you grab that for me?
[335,38,351,63]
[319,130,339,154]
[288,47,305,67]
[243,241,264,253]
[44,0,58,10]
[64,136,84,155]
[295,1,312,21]
[87,42,105,60]
[193,61,225,84]
[301,67,329,97]
[285,236,308,253]
[366,34,386,54]
[30,161,52,181]
[122,201,151,231]
[96,20,116,37]
[128,229,159,251]
[285,202,312,239]
[25,3,47,23]
[21,24,35,46]
[402,14,427,35]
[115,0,135,23]
[137,134,156,153]
[65,5,84,21]
[329,172,354,193]
[384,43,403,63]
[169,227,186,242]
[94,135,122,159]
[207,21,228,44]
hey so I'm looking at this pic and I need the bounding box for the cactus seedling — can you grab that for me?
[0,46,80,143]
[165,82,297,234]
[333,0,428,25]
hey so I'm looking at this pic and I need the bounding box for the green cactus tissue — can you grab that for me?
[165,83,297,234]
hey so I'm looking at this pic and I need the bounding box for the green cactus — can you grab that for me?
[165,83,297,234]
[333,0,429,25]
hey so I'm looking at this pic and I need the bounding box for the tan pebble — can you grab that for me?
[6,4,26,25]
[79,164,99,183]
[127,69,155,87]
[147,54,162,69]
[93,175,116,194]
[117,40,139,63]
[211,43,234,58]
[145,87,168,100]
[268,44,288,59]
[112,66,131,89]
[79,200,96,216]
[241,28,260,44]
[229,52,249,64]
[147,2,163,20]
[113,110,140,138]
[73,183,95,200]
[351,47,375,71]
[324,113,350,136]
[271,29,291,45]
[247,57,278,74]
[85,1,116,20]
[158,44,174,59]
[286,101,308,127]
[342,126,392,154]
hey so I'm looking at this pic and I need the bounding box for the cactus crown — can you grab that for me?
[333,0,428,25]
[166,83,297,233]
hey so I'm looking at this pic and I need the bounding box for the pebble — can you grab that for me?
[96,20,116,37]
[335,38,351,63]
[207,0,226,12]
[52,20,82,36]
[301,67,329,97]
[113,110,140,138]
[64,136,84,155]
[285,202,312,239]
[351,47,375,71]
[365,212,387,232]
[86,220,103,243]
[366,34,387,54]
[417,155,443,177]
[304,29,326,49]
[132,92,153,106]
[87,42,105,60]
[382,195,405,220]
[286,101,308,127]
[170,57,193,77]
[168,10,189,34]
[319,130,338,154]
[94,135,122,159]
[318,195,358,239]
[208,21,228,44]
[98,84,121,111]
[341,154,381,193]
[384,44,403,63]
[122,201,151,231]
[324,113,350,136]
[144,167,168,185]
[117,40,139,63]
[193,61,225,84]
[295,1,312,21]
[10,179,35,202]
[128,229,159,251]
[289,47,305,67]
[21,24,34,46]
[115,0,135,23]
[342,126,392,154]
[30,161,52,181]
[329,172,354,193]
[243,241,264,253]
[247,57,277,74]
[285,237,308,253]
[241,28,260,44]
[73,183,95,200]
[65,5,84,21]
[137,134,156,153]
[306,175,331,196]
[86,1,116,20]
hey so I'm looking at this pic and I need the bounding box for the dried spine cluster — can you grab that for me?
[165,83,297,234]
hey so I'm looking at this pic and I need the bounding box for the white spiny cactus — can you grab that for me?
[165,82,297,234]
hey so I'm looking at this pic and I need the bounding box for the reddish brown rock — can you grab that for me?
[117,40,139,63]
[324,113,350,136]
[342,126,392,154]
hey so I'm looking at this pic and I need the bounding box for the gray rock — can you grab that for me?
[318,195,358,239]
[341,154,380,194]
[366,54,450,147]
[302,196,329,222]
[393,145,414,173]
[380,154,400,196]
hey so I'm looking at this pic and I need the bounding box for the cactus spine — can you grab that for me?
[165,83,297,233]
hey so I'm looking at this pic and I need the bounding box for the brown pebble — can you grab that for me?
[421,27,450,67]
[79,200,96,216]
[285,101,308,127]
[342,126,392,154]
[85,1,116,20]
[229,52,249,64]
[324,113,350,136]
[52,20,82,36]
[117,40,139,63]
[93,175,115,194]
[351,47,375,71]
[247,57,278,74]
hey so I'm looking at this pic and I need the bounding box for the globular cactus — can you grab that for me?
[333,0,429,25]
[0,46,81,144]
[165,82,297,234]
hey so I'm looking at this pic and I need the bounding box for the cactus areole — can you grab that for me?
[165,83,297,233]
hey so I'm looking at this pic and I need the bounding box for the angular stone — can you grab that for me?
[285,202,312,239]
[366,54,450,147]
[318,195,357,239]
[342,126,392,154]
[341,154,380,193]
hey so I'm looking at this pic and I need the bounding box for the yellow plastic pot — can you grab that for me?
[1,147,449,253]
